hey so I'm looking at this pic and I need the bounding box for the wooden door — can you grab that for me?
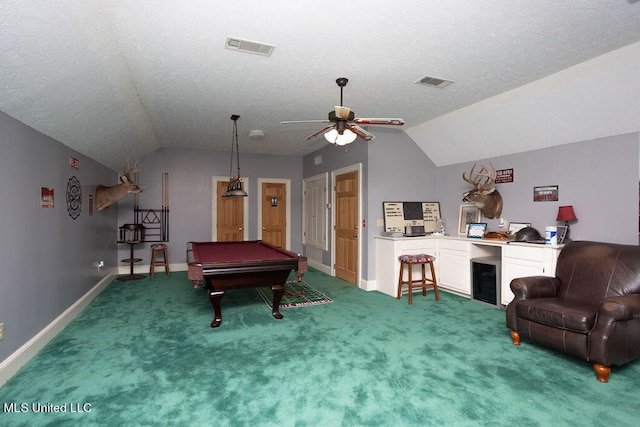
[261,182,287,248]
[216,181,244,241]
[334,171,358,284]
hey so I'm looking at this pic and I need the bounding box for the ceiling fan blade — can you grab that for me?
[350,125,375,141]
[353,118,405,126]
[281,119,331,124]
[306,125,335,140]
[334,106,351,120]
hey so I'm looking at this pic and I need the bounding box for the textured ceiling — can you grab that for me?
[2,1,640,170]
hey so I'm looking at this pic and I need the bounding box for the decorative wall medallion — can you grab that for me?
[66,176,82,219]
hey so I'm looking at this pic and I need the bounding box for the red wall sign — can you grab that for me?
[69,156,79,170]
[495,168,513,184]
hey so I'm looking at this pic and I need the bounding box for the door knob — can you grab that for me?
[262,227,267,231]
[238,227,243,231]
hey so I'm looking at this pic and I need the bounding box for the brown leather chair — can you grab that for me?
[506,241,640,382]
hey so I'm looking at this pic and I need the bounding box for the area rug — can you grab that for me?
[256,280,333,308]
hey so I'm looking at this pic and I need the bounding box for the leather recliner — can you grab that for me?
[506,241,640,382]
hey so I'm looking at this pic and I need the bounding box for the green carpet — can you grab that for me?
[256,280,333,308]
[1,269,639,426]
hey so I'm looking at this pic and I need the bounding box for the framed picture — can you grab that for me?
[508,222,531,234]
[459,205,480,235]
[467,223,487,238]
[556,225,568,244]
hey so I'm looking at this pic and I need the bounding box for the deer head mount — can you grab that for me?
[462,162,503,219]
[96,160,142,211]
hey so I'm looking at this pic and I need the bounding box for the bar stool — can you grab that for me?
[397,254,439,304]
[150,243,170,279]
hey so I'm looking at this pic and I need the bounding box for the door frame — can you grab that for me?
[331,163,362,288]
[211,176,249,241]
[257,178,291,250]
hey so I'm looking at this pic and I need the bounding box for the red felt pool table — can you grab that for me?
[187,241,307,328]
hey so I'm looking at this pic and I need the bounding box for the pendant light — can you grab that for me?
[222,114,248,198]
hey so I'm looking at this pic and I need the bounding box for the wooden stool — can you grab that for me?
[397,254,439,304]
[150,243,170,279]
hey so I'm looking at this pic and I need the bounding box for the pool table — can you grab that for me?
[187,240,307,328]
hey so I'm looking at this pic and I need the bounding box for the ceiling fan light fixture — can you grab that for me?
[282,77,405,144]
[325,128,357,146]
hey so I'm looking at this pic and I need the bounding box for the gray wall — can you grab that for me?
[366,128,438,280]
[437,132,639,245]
[0,111,116,362]
[118,147,304,264]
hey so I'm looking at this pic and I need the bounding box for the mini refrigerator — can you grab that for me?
[471,257,501,307]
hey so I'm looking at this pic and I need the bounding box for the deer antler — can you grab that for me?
[462,162,496,191]
[475,163,497,191]
[462,163,478,186]
[123,159,142,178]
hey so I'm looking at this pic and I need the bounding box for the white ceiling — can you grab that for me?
[2,1,640,170]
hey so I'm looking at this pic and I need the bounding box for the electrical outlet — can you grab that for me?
[0,323,4,341]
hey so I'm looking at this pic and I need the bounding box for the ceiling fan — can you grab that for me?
[281,77,405,146]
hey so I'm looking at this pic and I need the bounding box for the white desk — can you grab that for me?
[374,235,563,306]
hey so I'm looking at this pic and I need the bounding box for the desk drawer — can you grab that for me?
[504,244,544,262]
[400,238,436,252]
[439,239,469,252]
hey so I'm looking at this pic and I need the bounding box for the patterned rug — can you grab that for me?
[256,280,333,308]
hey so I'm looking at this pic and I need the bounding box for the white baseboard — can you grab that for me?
[307,259,331,275]
[118,262,187,275]
[0,271,116,388]
[360,278,376,291]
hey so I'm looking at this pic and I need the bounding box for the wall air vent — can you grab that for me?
[415,75,454,89]
[225,37,275,57]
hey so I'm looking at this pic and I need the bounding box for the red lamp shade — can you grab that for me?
[557,205,577,222]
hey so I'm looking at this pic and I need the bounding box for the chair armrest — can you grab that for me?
[510,276,560,299]
[597,294,640,322]
[590,294,640,367]
[506,276,560,330]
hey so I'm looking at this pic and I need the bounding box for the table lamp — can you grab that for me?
[556,205,578,242]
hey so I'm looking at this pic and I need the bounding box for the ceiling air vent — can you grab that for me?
[415,75,454,89]
[225,37,275,57]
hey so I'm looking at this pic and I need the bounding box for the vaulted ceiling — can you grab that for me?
[2,1,640,170]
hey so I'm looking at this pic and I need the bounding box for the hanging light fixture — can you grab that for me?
[222,114,248,198]
[324,128,357,146]
[324,118,357,146]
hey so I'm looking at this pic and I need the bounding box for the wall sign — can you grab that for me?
[495,168,513,184]
[41,187,54,208]
[69,156,79,170]
[533,185,559,202]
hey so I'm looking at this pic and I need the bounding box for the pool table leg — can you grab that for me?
[208,289,224,328]
[271,284,284,320]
